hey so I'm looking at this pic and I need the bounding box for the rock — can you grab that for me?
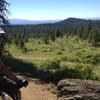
[57,79,100,100]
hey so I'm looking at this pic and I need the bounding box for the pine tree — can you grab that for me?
[93,30,100,47]
[0,0,9,54]
[86,20,92,39]
[78,26,84,39]
[0,0,9,25]
[88,20,92,33]
[88,29,100,47]
[50,32,56,41]
[19,39,25,49]
[88,29,95,43]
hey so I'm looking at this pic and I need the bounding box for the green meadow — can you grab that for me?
[6,36,100,81]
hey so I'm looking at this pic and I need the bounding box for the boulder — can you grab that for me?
[57,79,100,100]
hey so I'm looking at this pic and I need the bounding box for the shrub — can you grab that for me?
[40,58,61,71]
[56,50,62,55]
[40,58,98,82]
[60,54,81,62]
[61,63,94,80]
[78,52,100,65]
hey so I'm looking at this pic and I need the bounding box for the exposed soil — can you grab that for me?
[21,78,57,100]
[0,76,57,100]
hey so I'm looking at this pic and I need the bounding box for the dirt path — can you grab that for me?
[21,78,57,100]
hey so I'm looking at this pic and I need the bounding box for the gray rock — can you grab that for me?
[57,79,100,100]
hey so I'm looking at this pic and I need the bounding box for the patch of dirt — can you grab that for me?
[21,78,57,100]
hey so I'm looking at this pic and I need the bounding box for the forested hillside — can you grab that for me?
[4,18,100,49]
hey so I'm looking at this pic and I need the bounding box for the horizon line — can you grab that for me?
[9,17,100,21]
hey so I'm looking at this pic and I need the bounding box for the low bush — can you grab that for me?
[59,54,81,62]
[40,58,61,71]
[56,50,63,55]
[40,58,99,83]
[77,51,100,65]
[61,63,97,80]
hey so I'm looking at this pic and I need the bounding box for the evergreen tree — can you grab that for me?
[50,32,56,41]
[42,33,49,44]
[88,29,95,43]
[0,0,9,25]
[92,30,100,47]
[76,26,84,39]
[88,29,100,47]
[0,0,9,54]
[86,20,92,39]
[88,20,92,33]
[18,39,25,49]
[55,29,61,37]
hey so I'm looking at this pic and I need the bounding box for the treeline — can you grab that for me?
[4,19,100,48]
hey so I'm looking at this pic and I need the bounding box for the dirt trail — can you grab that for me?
[21,78,57,100]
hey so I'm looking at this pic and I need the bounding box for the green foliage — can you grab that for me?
[76,51,100,65]
[40,58,61,71]
[5,19,100,48]
[92,30,100,47]
[43,37,49,44]
[61,63,96,80]
[0,0,9,24]
[56,50,63,55]
[60,54,81,62]
[39,55,100,81]
[6,36,100,82]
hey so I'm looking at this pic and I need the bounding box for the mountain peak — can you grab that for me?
[55,17,87,25]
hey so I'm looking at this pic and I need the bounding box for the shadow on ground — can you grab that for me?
[1,56,93,84]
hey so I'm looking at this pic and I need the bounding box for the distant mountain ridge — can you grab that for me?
[9,17,100,25]
[55,18,88,25]
[55,17,100,25]
[9,19,60,25]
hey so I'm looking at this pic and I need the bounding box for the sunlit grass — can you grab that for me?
[6,36,100,80]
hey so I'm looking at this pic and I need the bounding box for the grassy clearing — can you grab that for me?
[6,37,92,60]
[6,36,100,81]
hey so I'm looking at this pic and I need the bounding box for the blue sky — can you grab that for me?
[8,0,100,20]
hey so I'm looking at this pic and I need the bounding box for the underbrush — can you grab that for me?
[77,52,100,65]
[4,37,100,83]
[1,54,100,85]
[40,58,100,82]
